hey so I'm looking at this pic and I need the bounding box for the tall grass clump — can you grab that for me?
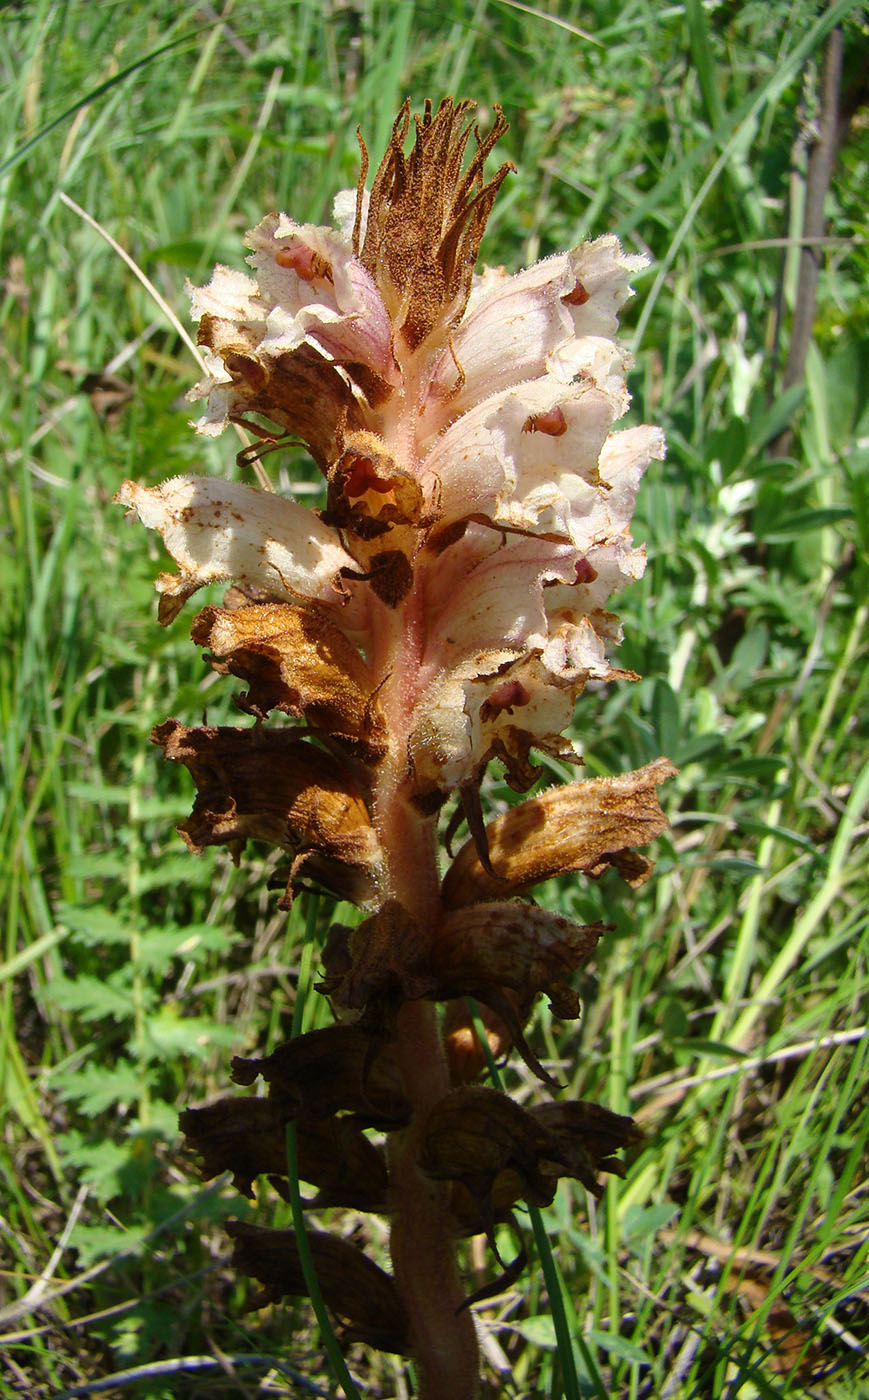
[1,3,866,1398]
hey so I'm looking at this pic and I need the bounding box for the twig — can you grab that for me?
[773,25,843,455]
[46,1354,331,1400]
[630,1026,867,1118]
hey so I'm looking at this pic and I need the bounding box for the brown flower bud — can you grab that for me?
[230,1024,410,1128]
[421,1087,641,1237]
[442,996,526,1085]
[180,1098,388,1209]
[430,901,603,1015]
[356,98,512,352]
[317,900,435,1014]
[441,757,676,907]
[152,719,382,904]
[419,1086,557,1215]
[528,1099,643,1196]
[191,601,385,758]
[227,1221,410,1353]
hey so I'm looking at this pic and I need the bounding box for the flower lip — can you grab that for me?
[116,474,358,624]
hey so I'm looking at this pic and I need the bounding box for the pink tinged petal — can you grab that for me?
[544,550,641,646]
[421,255,577,430]
[423,376,621,540]
[419,530,580,675]
[116,475,357,624]
[187,264,261,323]
[246,213,399,383]
[421,236,646,434]
[528,424,664,609]
[540,616,610,679]
[598,423,666,521]
[187,349,236,435]
[564,236,648,340]
[409,653,578,795]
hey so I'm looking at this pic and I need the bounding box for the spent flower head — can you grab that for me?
[118,99,671,1399]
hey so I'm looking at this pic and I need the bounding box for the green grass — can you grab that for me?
[1,1,868,1396]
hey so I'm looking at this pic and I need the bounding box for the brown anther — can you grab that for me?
[522,406,568,436]
[562,280,590,305]
[479,678,531,721]
[275,244,332,282]
[574,557,598,583]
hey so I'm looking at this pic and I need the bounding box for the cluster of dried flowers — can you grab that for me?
[119,99,671,1398]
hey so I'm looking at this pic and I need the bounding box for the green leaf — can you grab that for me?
[134,923,233,970]
[586,1329,651,1367]
[622,1202,679,1244]
[748,384,806,451]
[67,1221,148,1266]
[661,999,690,1040]
[728,626,769,682]
[53,1060,149,1116]
[651,678,680,756]
[514,1315,558,1348]
[58,903,133,946]
[55,1133,134,1201]
[47,975,140,1022]
[142,1011,238,1059]
[673,1039,749,1059]
[762,506,852,543]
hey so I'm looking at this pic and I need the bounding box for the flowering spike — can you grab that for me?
[121,98,670,1397]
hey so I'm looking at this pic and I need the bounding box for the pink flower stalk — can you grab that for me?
[118,99,671,1400]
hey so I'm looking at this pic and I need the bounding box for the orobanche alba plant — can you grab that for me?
[118,99,672,1398]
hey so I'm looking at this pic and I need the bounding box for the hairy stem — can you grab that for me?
[370,577,479,1396]
[390,1000,479,1400]
[372,781,479,1396]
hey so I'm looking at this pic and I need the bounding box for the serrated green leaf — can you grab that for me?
[143,1011,238,1059]
[53,1060,149,1115]
[47,974,139,1022]
[71,853,128,879]
[134,922,233,970]
[55,1133,133,1200]
[67,1221,148,1266]
[58,903,133,946]
[131,858,215,896]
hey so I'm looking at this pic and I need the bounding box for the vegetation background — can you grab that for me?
[1,0,867,1396]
